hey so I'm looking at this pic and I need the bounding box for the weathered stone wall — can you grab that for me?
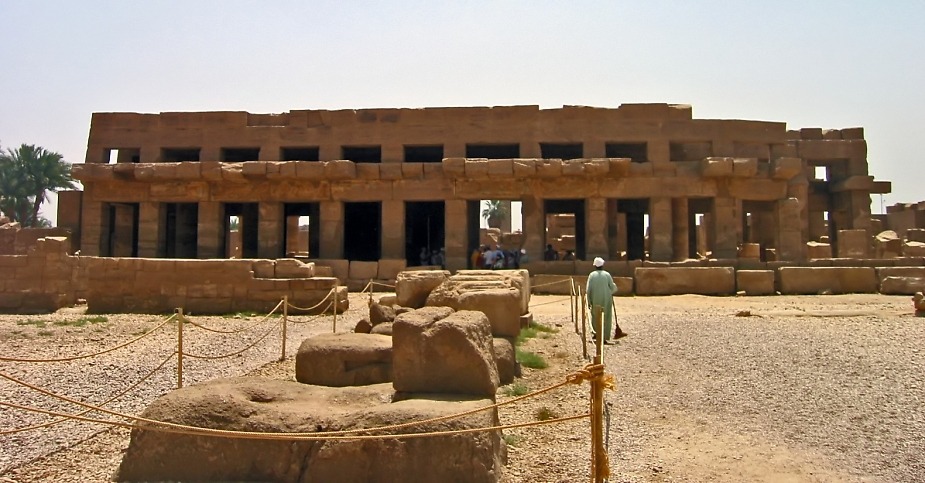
[0,238,345,314]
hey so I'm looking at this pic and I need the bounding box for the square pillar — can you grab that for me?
[80,199,104,256]
[776,197,805,261]
[319,201,344,259]
[649,197,673,261]
[381,200,404,259]
[259,144,281,161]
[522,196,544,261]
[197,202,223,259]
[258,202,284,259]
[711,197,739,259]
[138,202,162,258]
[585,197,609,260]
[671,198,690,261]
[445,200,468,271]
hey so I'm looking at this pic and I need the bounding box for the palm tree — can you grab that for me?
[0,144,76,227]
[481,200,509,229]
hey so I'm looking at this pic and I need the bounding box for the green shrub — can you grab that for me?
[501,382,529,397]
[17,319,47,328]
[502,433,523,447]
[535,406,558,421]
[516,349,548,369]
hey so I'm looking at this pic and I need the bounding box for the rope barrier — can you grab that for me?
[0,315,175,363]
[182,300,283,334]
[181,319,282,360]
[285,287,336,312]
[0,351,176,435]
[284,303,334,325]
[528,296,572,308]
[530,278,575,289]
[0,366,600,440]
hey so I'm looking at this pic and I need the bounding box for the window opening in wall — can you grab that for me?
[687,198,713,260]
[344,202,381,261]
[404,145,444,163]
[106,148,141,164]
[669,141,712,162]
[221,148,260,162]
[544,199,585,261]
[466,143,520,159]
[342,146,382,163]
[281,147,320,161]
[162,148,201,162]
[284,203,320,258]
[224,203,258,259]
[605,143,648,163]
[617,198,649,261]
[163,203,198,258]
[406,201,445,267]
[540,143,583,160]
[814,166,829,181]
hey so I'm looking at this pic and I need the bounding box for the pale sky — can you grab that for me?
[2,1,923,223]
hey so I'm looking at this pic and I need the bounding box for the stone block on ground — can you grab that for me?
[634,267,735,295]
[778,267,878,295]
[369,301,396,325]
[880,277,925,295]
[736,270,775,295]
[392,307,499,397]
[492,337,519,385]
[395,270,450,308]
[116,378,504,483]
[296,333,393,387]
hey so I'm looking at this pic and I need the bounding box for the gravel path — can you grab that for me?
[1,293,923,482]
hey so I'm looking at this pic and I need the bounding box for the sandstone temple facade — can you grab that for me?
[61,103,892,277]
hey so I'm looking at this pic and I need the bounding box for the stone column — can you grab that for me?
[711,197,738,259]
[788,175,810,245]
[319,201,344,259]
[140,145,160,163]
[521,196,544,262]
[445,200,468,271]
[80,199,104,256]
[200,146,220,162]
[111,204,136,257]
[381,145,403,163]
[258,202,284,259]
[500,200,513,234]
[585,197,609,260]
[138,202,161,258]
[776,197,805,261]
[606,199,620,259]
[381,200,404,259]
[197,202,223,259]
[671,198,690,261]
[648,197,673,261]
[259,144,281,161]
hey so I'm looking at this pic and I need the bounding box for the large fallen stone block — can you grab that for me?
[296,333,393,387]
[493,337,519,385]
[116,378,504,483]
[736,270,775,295]
[395,270,450,308]
[393,307,499,397]
[425,270,530,337]
[880,277,925,295]
[904,241,925,257]
[778,267,878,294]
[634,267,735,295]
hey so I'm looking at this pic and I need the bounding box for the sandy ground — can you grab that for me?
[1,292,923,482]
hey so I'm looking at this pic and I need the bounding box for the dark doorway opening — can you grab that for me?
[404,145,444,163]
[342,146,382,163]
[281,147,320,161]
[544,199,586,261]
[617,199,649,261]
[284,203,320,258]
[605,142,648,163]
[540,143,583,160]
[224,203,258,259]
[221,148,260,162]
[466,144,520,159]
[344,202,381,261]
[100,202,139,257]
[467,201,481,268]
[161,148,201,162]
[405,201,445,266]
[163,203,198,258]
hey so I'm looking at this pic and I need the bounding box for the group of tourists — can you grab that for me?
[543,244,575,261]
[419,247,446,269]
[471,245,528,270]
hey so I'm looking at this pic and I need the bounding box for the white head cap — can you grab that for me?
[593,257,605,268]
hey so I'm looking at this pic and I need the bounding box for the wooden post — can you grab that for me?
[176,308,184,389]
[368,279,373,306]
[580,285,588,361]
[332,288,338,333]
[572,278,579,334]
[280,296,288,362]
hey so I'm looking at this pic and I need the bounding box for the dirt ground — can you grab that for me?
[1,292,923,482]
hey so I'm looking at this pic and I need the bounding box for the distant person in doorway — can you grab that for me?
[562,250,576,261]
[544,244,559,261]
[419,247,430,266]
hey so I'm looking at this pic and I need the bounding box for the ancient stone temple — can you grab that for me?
[61,103,891,277]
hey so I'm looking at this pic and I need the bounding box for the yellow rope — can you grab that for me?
[0,351,176,435]
[0,367,589,439]
[0,315,175,363]
[286,288,336,312]
[182,319,282,360]
[530,278,573,289]
[285,302,334,325]
[182,300,283,334]
[529,296,572,308]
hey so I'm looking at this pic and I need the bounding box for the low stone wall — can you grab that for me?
[0,238,345,314]
[635,267,736,295]
[778,267,879,295]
